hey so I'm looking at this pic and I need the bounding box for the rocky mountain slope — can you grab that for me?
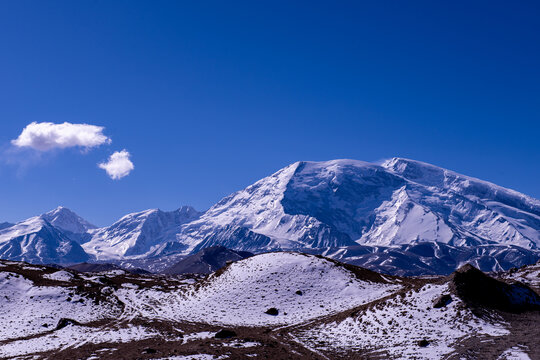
[0,252,537,359]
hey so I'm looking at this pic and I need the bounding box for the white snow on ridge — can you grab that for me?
[43,270,74,282]
[41,206,96,234]
[116,252,401,326]
[171,158,540,256]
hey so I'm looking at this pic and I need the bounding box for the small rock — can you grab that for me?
[295,290,303,295]
[215,329,237,339]
[265,307,279,316]
[433,294,452,308]
[418,339,430,347]
[142,348,157,354]
[55,318,81,330]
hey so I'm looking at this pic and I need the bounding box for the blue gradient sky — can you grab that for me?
[1,1,539,226]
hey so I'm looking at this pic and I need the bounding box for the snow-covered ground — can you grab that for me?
[0,271,119,342]
[0,253,537,359]
[0,324,161,358]
[116,252,401,326]
[296,283,510,359]
[498,346,532,360]
[43,270,74,282]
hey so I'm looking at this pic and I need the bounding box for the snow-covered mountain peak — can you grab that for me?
[175,158,540,252]
[83,206,203,259]
[1,158,539,268]
[0,215,88,264]
[41,206,96,234]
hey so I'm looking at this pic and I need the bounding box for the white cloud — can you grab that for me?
[98,150,134,180]
[11,122,111,151]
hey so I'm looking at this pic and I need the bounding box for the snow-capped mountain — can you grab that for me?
[0,157,539,274]
[41,206,96,244]
[174,158,540,254]
[41,206,96,235]
[0,216,89,264]
[83,206,202,260]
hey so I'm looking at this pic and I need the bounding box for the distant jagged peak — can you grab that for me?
[83,205,203,259]
[40,206,96,234]
[112,205,202,225]
[174,205,203,217]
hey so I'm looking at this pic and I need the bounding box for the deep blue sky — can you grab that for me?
[1,1,539,226]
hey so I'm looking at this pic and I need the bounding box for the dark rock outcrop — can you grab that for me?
[449,264,540,313]
[215,329,237,339]
[433,294,452,308]
[55,318,81,330]
[265,308,279,316]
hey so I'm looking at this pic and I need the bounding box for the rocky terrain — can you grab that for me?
[0,253,538,359]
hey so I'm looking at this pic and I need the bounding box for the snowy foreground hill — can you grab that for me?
[1,158,539,275]
[0,252,538,359]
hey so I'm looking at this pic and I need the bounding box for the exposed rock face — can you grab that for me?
[215,329,237,339]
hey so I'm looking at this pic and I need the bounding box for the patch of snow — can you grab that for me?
[498,346,532,360]
[43,270,74,282]
[182,332,214,342]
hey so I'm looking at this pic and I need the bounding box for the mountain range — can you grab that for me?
[1,157,539,275]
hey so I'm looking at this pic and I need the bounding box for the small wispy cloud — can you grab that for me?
[98,150,134,180]
[11,122,111,151]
